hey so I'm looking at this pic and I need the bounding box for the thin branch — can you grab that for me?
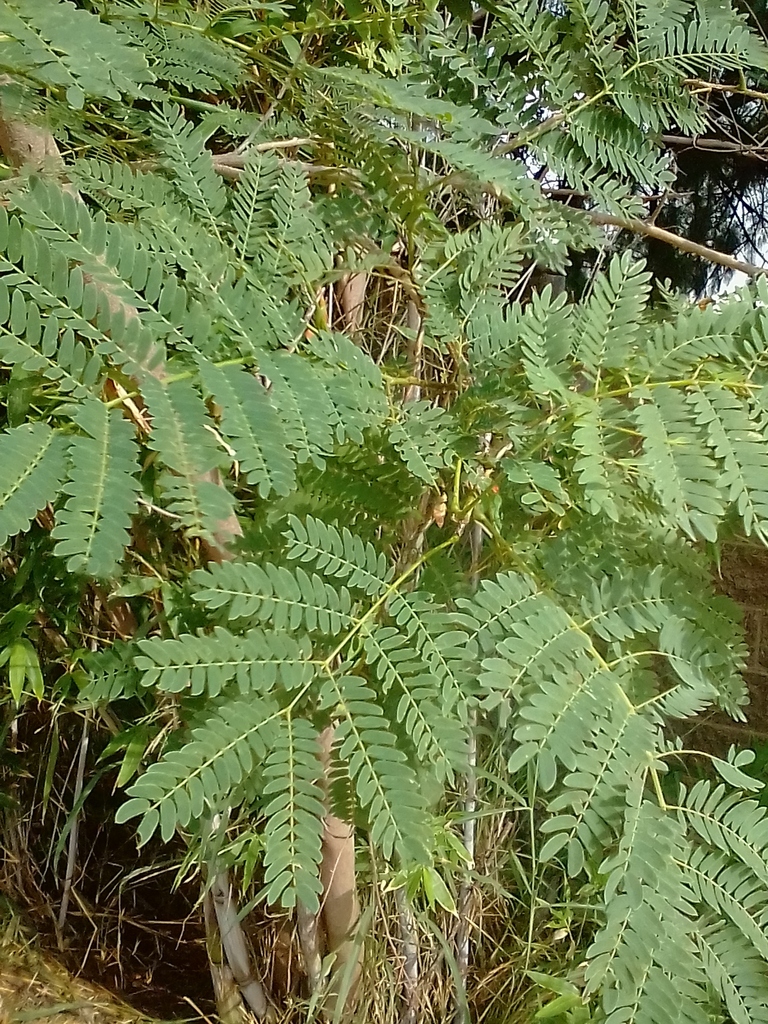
[402,300,423,405]
[661,133,768,161]
[542,187,679,203]
[457,524,481,1019]
[236,35,311,151]
[335,271,369,335]
[203,888,252,1024]
[214,137,317,166]
[317,725,362,1022]
[136,496,183,520]
[589,211,766,277]
[685,76,768,103]
[211,155,361,183]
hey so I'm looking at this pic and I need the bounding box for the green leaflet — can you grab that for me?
[11,179,174,376]
[258,350,337,466]
[540,714,658,874]
[0,423,69,545]
[268,163,333,283]
[634,384,724,541]
[587,795,702,1024]
[0,208,105,396]
[142,376,238,542]
[318,672,431,864]
[0,0,154,106]
[640,301,741,376]
[362,624,467,782]
[152,102,227,236]
[688,384,768,540]
[517,288,573,396]
[389,402,457,485]
[285,515,391,596]
[697,921,768,1024]
[191,561,355,634]
[304,331,388,444]
[262,717,325,912]
[51,401,141,577]
[571,397,622,522]
[0,280,103,399]
[230,151,282,262]
[125,18,243,93]
[197,359,296,499]
[575,252,652,375]
[118,696,280,844]
[136,627,314,696]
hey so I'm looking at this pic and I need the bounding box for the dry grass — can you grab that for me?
[0,915,153,1024]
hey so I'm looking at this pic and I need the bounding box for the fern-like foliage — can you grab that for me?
[0,424,69,546]
[143,377,238,542]
[5,2,768,1021]
[191,561,355,634]
[51,401,141,577]
[262,716,326,912]
[0,0,153,108]
[152,103,228,238]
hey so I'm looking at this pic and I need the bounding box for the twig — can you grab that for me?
[456,518,482,1019]
[588,211,766,276]
[57,711,90,941]
[182,995,219,1024]
[543,186,683,203]
[237,37,311,152]
[317,723,362,1022]
[335,271,369,335]
[433,143,765,278]
[136,496,183,520]
[495,111,568,154]
[204,888,250,1024]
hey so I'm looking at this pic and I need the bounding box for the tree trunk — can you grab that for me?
[317,725,362,1020]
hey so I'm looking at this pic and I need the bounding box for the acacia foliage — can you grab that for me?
[2,0,768,1020]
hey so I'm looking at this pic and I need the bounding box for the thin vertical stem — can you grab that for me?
[57,711,90,941]
[396,887,420,1024]
[297,899,323,994]
[456,713,477,991]
[457,517,482,1012]
[403,300,424,405]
